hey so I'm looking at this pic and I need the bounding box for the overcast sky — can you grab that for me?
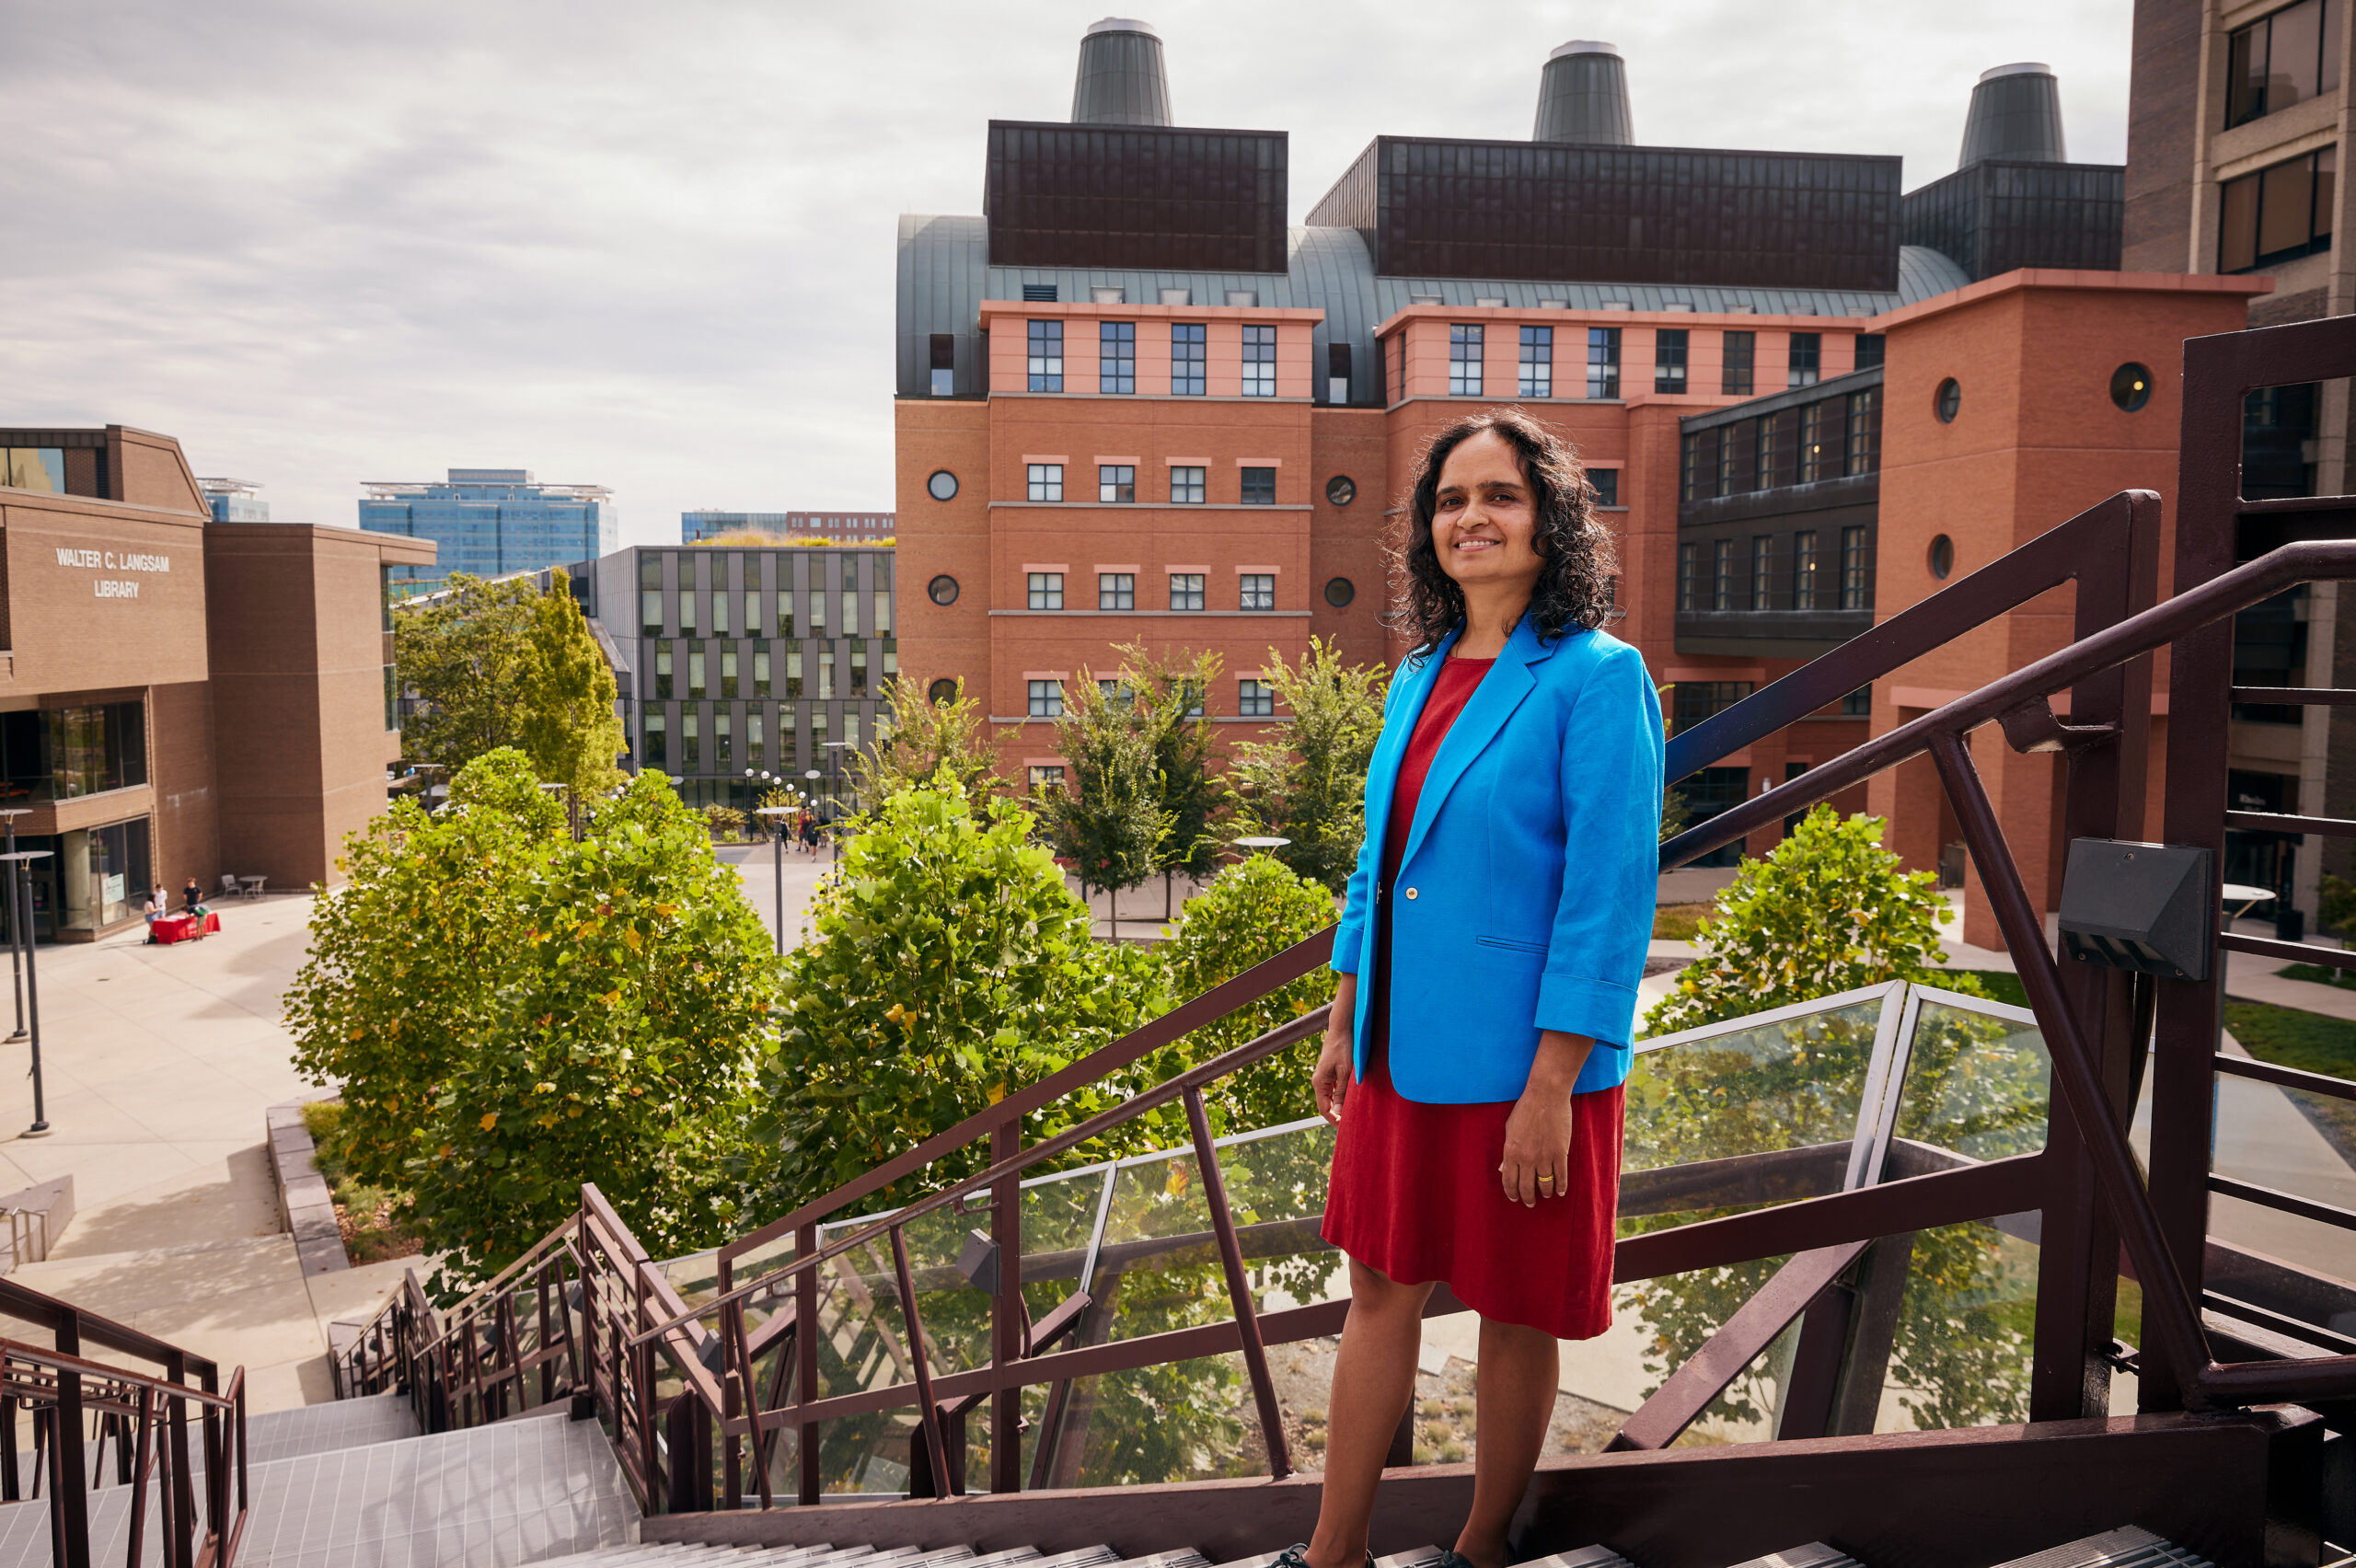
[2,0,2132,549]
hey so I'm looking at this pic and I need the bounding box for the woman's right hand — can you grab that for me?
[1314,974,1357,1124]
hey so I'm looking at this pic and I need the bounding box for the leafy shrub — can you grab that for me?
[1158,855,1338,1136]
[1226,639,1387,893]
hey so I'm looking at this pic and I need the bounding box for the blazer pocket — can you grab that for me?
[1474,933,1550,957]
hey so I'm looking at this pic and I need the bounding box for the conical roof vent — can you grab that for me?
[1072,17,1172,127]
[1533,41,1633,145]
[1959,63,2066,165]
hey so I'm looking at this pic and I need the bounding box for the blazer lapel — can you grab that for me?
[1363,627,1459,856]
[1396,617,1558,875]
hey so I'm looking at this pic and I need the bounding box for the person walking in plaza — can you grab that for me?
[182,875,204,917]
[1284,411,1662,1568]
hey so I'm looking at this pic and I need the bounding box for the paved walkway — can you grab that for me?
[0,894,409,1413]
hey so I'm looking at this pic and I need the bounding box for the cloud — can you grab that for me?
[0,0,2131,547]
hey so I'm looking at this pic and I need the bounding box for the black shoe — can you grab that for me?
[1270,1549,1377,1568]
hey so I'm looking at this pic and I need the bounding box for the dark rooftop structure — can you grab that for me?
[984,120,1288,273]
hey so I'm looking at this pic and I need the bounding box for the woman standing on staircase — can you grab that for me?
[1287,411,1662,1568]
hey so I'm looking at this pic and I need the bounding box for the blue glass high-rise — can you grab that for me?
[360,468,618,592]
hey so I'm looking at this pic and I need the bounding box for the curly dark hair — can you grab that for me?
[1395,409,1616,656]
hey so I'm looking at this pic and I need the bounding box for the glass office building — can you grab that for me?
[361,468,617,592]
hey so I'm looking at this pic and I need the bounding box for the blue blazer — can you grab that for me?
[1332,617,1664,1103]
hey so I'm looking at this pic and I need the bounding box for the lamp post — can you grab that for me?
[803,767,823,861]
[754,804,794,956]
[0,849,54,1136]
[0,808,31,1042]
[822,741,851,864]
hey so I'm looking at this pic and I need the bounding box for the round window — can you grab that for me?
[926,469,959,502]
[1934,378,1961,423]
[926,677,959,706]
[2110,363,2154,412]
[1928,534,1955,581]
[927,573,960,606]
[1325,475,1357,507]
[1323,576,1357,608]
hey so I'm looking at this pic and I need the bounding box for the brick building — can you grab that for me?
[0,424,433,939]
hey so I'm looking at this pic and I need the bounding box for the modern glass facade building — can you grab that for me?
[680,511,894,545]
[361,468,617,592]
[574,543,895,815]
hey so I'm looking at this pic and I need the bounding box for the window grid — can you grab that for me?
[1027,320,1063,393]
[1170,573,1205,611]
[1029,764,1066,792]
[1449,324,1484,396]
[1755,412,1780,490]
[1680,432,1701,502]
[1519,326,1553,397]
[2227,0,2342,127]
[1592,468,1619,507]
[1798,403,1827,483]
[1750,536,1773,611]
[1840,525,1868,610]
[1027,679,1063,718]
[1027,463,1063,502]
[1723,330,1756,395]
[1171,466,1206,504]
[1099,465,1136,503]
[1854,333,1886,370]
[1242,325,1276,397]
[1099,321,1135,395]
[1099,572,1134,610]
[1240,573,1276,611]
[1712,538,1735,611]
[2219,147,2339,271]
[1027,571,1063,611]
[1239,679,1275,718]
[1844,389,1880,477]
[1715,430,1736,498]
[1241,467,1276,505]
[1172,324,1206,395]
[1788,332,1822,388]
[1793,530,1819,611]
[1587,328,1621,398]
[1678,542,1699,610]
[1655,329,1689,394]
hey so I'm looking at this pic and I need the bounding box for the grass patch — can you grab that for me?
[1653,904,1714,941]
[300,1101,423,1265]
[1947,970,2029,1009]
[2220,1000,2356,1166]
[2278,963,2356,992]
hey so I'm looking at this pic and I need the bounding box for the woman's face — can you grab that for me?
[1430,431,1545,597]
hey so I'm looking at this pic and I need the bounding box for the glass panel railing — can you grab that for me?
[1091,1148,1230,1345]
[1604,1254,1800,1445]
[1887,992,2051,1172]
[1213,1119,1345,1315]
[1867,1216,2039,1433]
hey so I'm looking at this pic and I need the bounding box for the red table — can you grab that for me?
[152,912,220,945]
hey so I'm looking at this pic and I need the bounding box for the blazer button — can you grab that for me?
[1403,887,1418,900]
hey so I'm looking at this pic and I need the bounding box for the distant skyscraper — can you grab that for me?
[361,468,618,590]
[197,478,268,522]
[681,510,894,545]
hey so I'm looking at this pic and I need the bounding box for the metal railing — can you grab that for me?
[334,314,2356,1514]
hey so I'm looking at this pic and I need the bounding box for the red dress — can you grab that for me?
[1322,655,1625,1341]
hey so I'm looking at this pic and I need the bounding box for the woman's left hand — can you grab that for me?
[1498,1030,1596,1207]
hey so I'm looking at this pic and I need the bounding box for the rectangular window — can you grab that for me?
[1677,542,1699,611]
[1099,572,1134,610]
[2220,147,2338,271]
[1715,429,1736,498]
[1099,465,1136,503]
[818,644,835,699]
[713,591,730,637]
[786,645,803,698]
[1027,463,1064,502]
[1027,571,1063,610]
[1171,466,1206,504]
[1242,324,1276,397]
[716,712,732,768]
[1712,538,1735,611]
[745,588,762,637]
[754,646,771,697]
[1027,320,1064,392]
[1722,330,1755,395]
[721,646,738,698]
[1840,525,1869,610]
[1669,681,1757,737]
[1028,679,1064,718]
[930,332,955,397]
[1680,432,1701,502]
[843,589,860,637]
[655,644,674,700]
[2227,0,2340,127]
[1854,333,1886,370]
[641,590,663,638]
[1755,413,1780,490]
[1172,323,1206,395]
[776,591,795,637]
[1793,530,1819,611]
[1750,536,1773,611]
[683,711,699,768]
[1241,467,1276,504]
[1028,764,1066,792]
[1519,326,1553,397]
[678,593,697,636]
[873,582,891,634]
[1655,329,1689,394]
[1240,573,1276,611]
[1587,328,1621,398]
[1798,402,1828,483]
[1099,321,1135,394]
[1170,572,1205,611]
[1239,678,1275,718]
[642,713,666,768]
[1844,389,1880,476]
[1842,686,1871,717]
[1098,678,1134,708]
[1592,468,1619,507]
[748,709,764,768]
[688,647,707,699]
[850,642,868,695]
[1788,332,1821,388]
[1449,324,1484,396]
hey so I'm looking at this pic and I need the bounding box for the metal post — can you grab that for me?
[1182,1086,1291,1479]
[2,853,54,1137]
[2,813,24,1042]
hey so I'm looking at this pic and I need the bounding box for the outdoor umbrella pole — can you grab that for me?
[19,867,44,1135]
[773,820,784,957]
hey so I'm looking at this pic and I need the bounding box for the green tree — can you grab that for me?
[1159,855,1339,1135]
[851,674,1007,816]
[1226,638,1388,892]
[1113,641,1227,882]
[393,572,543,770]
[518,566,627,804]
[1034,677,1172,905]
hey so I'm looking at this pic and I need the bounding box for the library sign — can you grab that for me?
[53,547,170,599]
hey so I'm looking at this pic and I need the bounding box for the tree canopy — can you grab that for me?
[393,572,543,769]
[518,567,628,804]
[1225,638,1388,892]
